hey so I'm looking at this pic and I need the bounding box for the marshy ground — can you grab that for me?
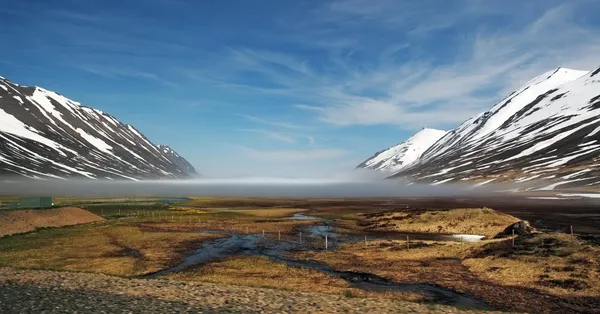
[1,196,599,313]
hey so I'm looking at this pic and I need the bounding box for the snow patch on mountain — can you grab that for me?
[357,128,447,173]
[361,66,600,189]
[0,75,197,180]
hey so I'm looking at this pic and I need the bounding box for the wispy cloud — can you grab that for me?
[239,114,304,129]
[197,1,600,130]
[240,147,348,162]
[76,66,178,87]
[235,128,296,144]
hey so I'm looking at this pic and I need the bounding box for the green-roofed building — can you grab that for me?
[20,197,53,209]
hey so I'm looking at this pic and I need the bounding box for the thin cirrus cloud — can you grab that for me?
[240,147,349,162]
[199,0,600,131]
[235,128,296,144]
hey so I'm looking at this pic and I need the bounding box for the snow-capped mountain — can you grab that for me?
[157,144,197,176]
[356,128,447,173]
[370,66,600,190]
[0,76,197,180]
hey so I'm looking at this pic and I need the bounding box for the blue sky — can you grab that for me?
[1,0,599,177]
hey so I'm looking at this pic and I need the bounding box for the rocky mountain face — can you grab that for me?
[357,128,447,173]
[157,145,197,176]
[0,76,197,180]
[365,66,600,190]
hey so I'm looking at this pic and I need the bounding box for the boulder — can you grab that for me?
[494,220,535,238]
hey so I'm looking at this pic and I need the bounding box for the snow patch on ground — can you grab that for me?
[451,234,485,242]
[557,193,600,198]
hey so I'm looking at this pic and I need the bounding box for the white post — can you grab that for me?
[512,229,515,247]
[364,236,367,248]
[325,236,328,250]
[570,225,574,240]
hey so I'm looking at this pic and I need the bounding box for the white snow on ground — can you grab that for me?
[1,134,96,178]
[515,175,541,183]
[527,197,568,200]
[75,128,113,154]
[557,193,600,198]
[562,169,593,180]
[472,178,496,187]
[0,109,75,156]
[361,128,447,172]
[430,177,454,186]
[470,68,587,142]
[12,96,23,104]
[451,234,485,242]
[0,154,66,180]
[37,88,80,114]
[537,178,591,190]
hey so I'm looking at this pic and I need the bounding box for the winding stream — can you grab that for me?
[147,212,492,310]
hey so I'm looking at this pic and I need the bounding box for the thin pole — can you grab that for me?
[570,225,574,240]
[406,235,409,249]
[300,232,302,244]
[512,229,515,247]
[325,236,328,250]
[278,230,281,241]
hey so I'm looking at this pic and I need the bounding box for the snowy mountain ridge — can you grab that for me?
[0,76,197,180]
[357,128,447,173]
[364,66,600,190]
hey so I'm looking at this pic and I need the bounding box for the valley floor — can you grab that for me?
[1,196,599,313]
[0,268,486,314]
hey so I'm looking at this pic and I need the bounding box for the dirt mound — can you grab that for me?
[0,207,104,237]
[359,207,521,238]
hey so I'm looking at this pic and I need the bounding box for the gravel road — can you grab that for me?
[0,268,509,313]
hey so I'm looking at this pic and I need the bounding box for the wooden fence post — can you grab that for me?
[512,229,515,247]
[570,225,574,240]
[278,231,281,241]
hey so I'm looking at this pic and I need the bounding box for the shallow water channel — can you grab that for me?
[147,212,491,310]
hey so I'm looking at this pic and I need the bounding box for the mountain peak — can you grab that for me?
[357,128,447,173]
[0,75,198,180]
[381,67,600,189]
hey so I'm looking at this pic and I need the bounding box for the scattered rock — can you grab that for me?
[494,221,535,238]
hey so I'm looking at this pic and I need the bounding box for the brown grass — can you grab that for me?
[0,223,221,277]
[360,208,521,238]
[464,233,600,297]
[166,255,428,301]
[294,232,600,313]
[0,207,104,237]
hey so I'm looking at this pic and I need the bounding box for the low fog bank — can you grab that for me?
[0,175,517,198]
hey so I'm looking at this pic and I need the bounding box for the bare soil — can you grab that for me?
[0,207,104,237]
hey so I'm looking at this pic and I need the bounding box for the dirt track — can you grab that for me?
[0,207,103,237]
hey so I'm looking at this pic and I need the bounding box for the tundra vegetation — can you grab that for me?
[0,196,598,313]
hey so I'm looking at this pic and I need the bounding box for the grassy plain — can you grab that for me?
[2,196,599,313]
